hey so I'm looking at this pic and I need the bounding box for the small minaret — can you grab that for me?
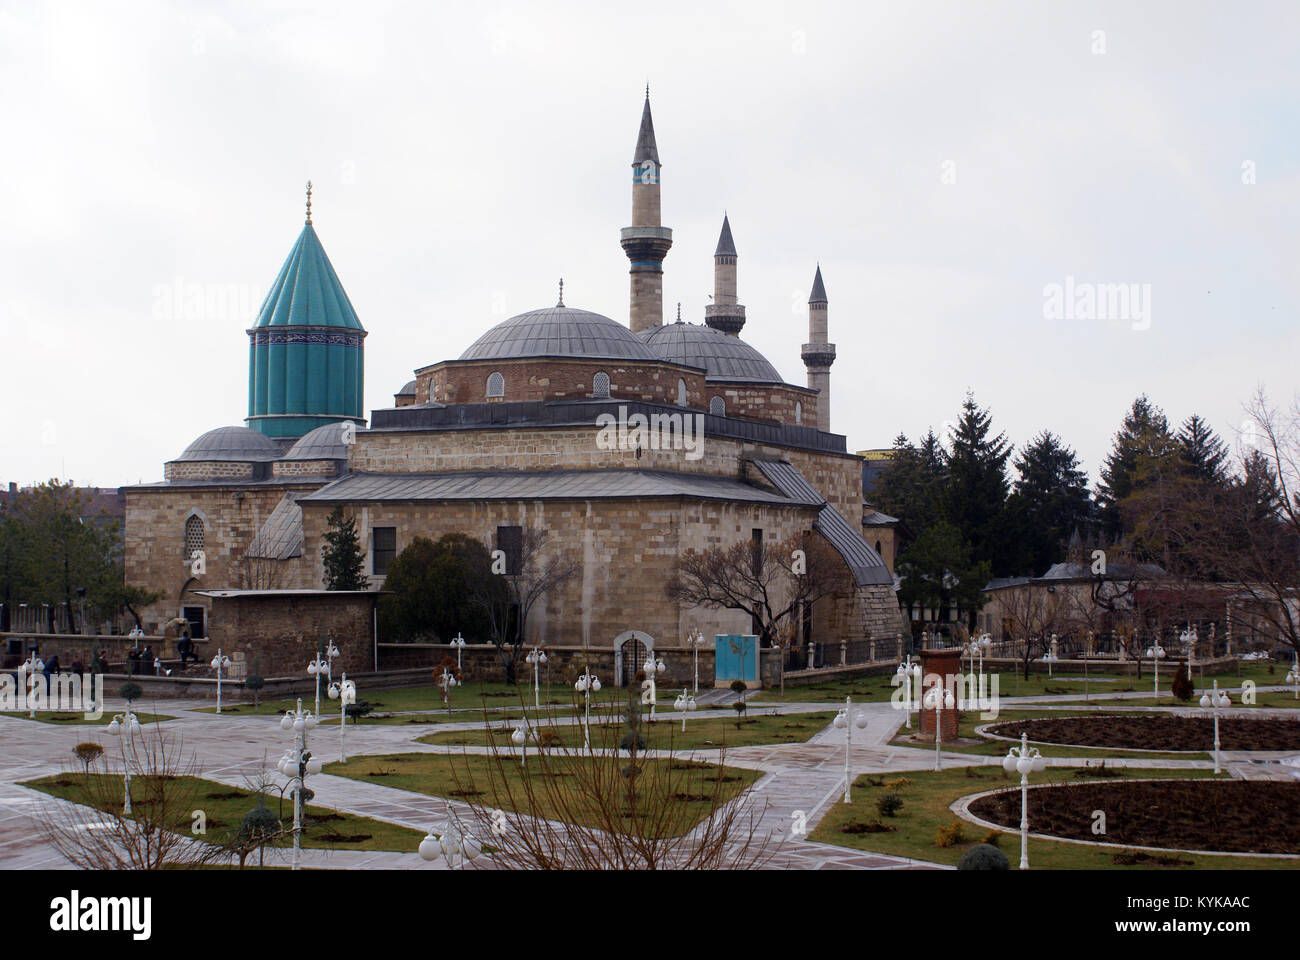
[801,265,836,432]
[621,88,673,333]
[704,214,746,337]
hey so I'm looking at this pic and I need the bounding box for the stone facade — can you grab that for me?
[202,591,378,678]
[419,358,707,410]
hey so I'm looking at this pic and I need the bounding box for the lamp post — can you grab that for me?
[574,668,601,749]
[20,652,44,718]
[642,652,665,720]
[1145,641,1166,699]
[277,698,322,871]
[210,648,232,714]
[1198,680,1232,775]
[306,652,330,716]
[449,633,467,671]
[896,656,921,729]
[105,707,142,814]
[923,682,956,772]
[1001,731,1046,870]
[525,646,548,712]
[327,672,356,763]
[511,722,534,769]
[673,688,697,733]
[419,806,482,870]
[684,631,708,694]
[832,696,868,803]
[1287,659,1300,701]
[437,667,458,715]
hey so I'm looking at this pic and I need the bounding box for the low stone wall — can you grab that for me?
[0,632,204,670]
[985,656,1240,677]
[93,667,435,702]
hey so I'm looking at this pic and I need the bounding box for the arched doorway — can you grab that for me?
[612,630,656,687]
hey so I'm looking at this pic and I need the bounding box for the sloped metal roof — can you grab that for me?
[460,306,658,362]
[246,494,304,560]
[396,379,416,396]
[634,95,660,165]
[750,459,894,587]
[714,215,736,257]
[299,469,821,507]
[639,322,783,383]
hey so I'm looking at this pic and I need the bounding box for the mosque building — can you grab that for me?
[122,92,905,679]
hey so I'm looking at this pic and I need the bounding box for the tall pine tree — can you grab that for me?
[1005,431,1093,575]
[943,393,1015,576]
[1097,395,1173,537]
[321,506,368,590]
[1177,414,1229,485]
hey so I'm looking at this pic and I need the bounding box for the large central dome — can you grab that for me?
[639,321,783,383]
[461,306,658,362]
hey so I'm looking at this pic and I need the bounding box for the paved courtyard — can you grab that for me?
[2,683,1297,870]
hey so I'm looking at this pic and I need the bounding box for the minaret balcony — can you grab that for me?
[801,342,837,368]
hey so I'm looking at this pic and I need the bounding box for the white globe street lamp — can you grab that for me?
[327,673,356,763]
[1002,731,1047,869]
[1286,659,1300,701]
[642,653,666,720]
[574,668,601,749]
[419,808,482,871]
[895,657,921,729]
[511,722,535,770]
[105,708,142,814]
[525,646,548,712]
[923,682,956,772]
[449,633,468,671]
[1198,679,1232,775]
[437,667,458,714]
[20,652,45,718]
[673,688,697,733]
[278,698,321,871]
[832,696,869,803]
[210,649,232,714]
[306,652,331,716]
[1145,641,1166,699]
[684,631,708,694]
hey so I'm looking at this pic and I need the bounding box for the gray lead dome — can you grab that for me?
[460,306,659,362]
[174,426,282,462]
[639,322,783,383]
[283,421,353,460]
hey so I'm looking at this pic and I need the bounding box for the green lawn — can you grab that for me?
[1048,690,1300,709]
[0,710,173,726]
[809,766,1297,869]
[418,710,838,750]
[324,752,761,837]
[22,773,425,853]
[888,709,1206,760]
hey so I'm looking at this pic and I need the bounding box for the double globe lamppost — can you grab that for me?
[673,688,697,733]
[1002,732,1047,870]
[833,696,868,803]
[1145,641,1167,699]
[1286,659,1300,701]
[923,682,956,772]
[105,707,142,814]
[306,652,331,716]
[419,813,482,871]
[895,656,921,729]
[525,646,548,712]
[642,653,666,720]
[327,673,356,763]
[449,633,467,671]
[574,668,601,750]
[278,699,322,871]
[20,652,44,718]
[210,649,232,714]
[684,631,708,694]
[1199,680,1232,775]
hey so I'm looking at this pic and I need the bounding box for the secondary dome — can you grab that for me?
[174,426,282,462]
[639,322,783,383]
[283,421,353,460]
[460,305,658,362]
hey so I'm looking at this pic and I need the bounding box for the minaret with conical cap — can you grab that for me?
[704,214,746,336]
[621,89,673,333]
[801,266,836,432]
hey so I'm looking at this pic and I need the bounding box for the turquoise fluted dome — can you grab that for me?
[247,220,367,439]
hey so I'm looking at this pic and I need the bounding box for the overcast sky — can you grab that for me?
[3,0,1297,489]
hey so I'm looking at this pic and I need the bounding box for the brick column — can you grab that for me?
[917,647,961,742]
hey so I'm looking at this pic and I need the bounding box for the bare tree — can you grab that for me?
[446,697,777,870]
[470,528,578,683]
[665,531,844,648]
[998,582,1067,680]
[35,726,225,870]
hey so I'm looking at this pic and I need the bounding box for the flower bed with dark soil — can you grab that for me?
[968,779,1300,854]
[985,714,1300,751]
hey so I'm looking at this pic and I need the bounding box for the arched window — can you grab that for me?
[592,372,611,398]
[709,396,726,417]
[184,515,205,562]
[676,378,687,406]
[875,540,882,554]
[486,372,505,399]
[794,402,803,425]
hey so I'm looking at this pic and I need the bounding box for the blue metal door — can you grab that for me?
[714,635,758,685]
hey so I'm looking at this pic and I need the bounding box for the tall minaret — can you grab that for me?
[801,265,836,432]
[704,214,746,336]
[621,89,673,333]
